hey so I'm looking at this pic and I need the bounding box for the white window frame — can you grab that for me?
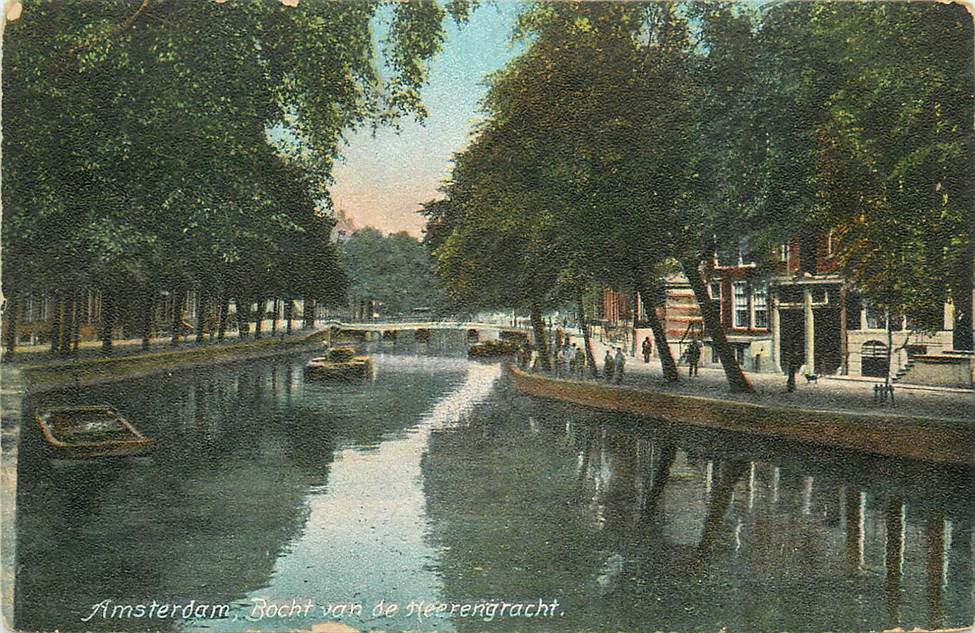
[752,283,769,329]
[733,281,750,329]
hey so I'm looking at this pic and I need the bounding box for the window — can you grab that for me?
[752,283,769,329]
[778,286,803,304]
[738,238,755,265]
[733,282,749,328]
[826,229,836,257]
[709,281,721,301]
[865,304,887,330]
[779,243,790,263]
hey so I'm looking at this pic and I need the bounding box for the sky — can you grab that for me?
[328,3,524,238]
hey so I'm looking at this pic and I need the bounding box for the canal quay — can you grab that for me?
[4,2,975,632]
[1,331,972,633]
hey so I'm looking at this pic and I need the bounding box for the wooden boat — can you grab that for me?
[468,340,520,358]
[35,405,155,458]
[304,346,372,380]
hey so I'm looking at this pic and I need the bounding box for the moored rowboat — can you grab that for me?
[35,405,155,459]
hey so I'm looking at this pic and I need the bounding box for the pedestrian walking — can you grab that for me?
[641,336,652,363]
[558,342,572,378]
[604,350,614,383]
[574,345,585,378]
[614,347,626,384]
[687,339,701,377]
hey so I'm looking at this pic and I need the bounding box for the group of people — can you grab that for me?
[603,347,627,384]
[517,329,704,382]
[555,340,587,378]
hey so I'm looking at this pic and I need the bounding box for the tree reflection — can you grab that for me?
[423,398,975,633]
[14,353,465,632]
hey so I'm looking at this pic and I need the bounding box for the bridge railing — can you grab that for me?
[319,317,530,330]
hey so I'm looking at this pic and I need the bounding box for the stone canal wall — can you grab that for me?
[19,330,330,394]
[507,364,975,465]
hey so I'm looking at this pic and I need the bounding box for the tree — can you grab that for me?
[428,125,563,367]
[3,0,470,353]
[810,3,974,357]
[341,228,441,318]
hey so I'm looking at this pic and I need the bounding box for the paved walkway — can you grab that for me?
[1,323,318,365]
[556,335,975,424]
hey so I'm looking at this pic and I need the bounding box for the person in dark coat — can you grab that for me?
[641,336,653,363]
[687,339,701,377]
[604,350,615,383]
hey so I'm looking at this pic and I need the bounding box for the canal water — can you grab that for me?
[12,337,974,633]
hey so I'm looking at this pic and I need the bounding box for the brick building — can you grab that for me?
[599,232,972,385]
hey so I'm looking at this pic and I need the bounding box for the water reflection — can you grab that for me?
[422,388,974,632]
[12,348,974,633]
[15,348,474,632]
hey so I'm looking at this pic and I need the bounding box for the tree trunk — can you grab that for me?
[254,299,263,339]
[285,298,293,334]
[637,281,679,383]
[4,292,17,355]
[59,292,75,355]
[529,302,551,370]
[100,289,114,354]
[141,291,154,351]
[699,460,749,552]
[171,290,184,347]
[577,286,598,377]
[630,289,640,358]
[237,300,250,338]
[886,317,894,387]
[680,257,753,393]
[195,288,207,344]
[71,290,81,354]
[49,290,63,354]
[271,298,279,334]
[640,442,676,523]
[303,299,316,329]
[218,297,228,341]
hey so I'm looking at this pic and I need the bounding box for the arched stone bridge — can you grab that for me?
[320,320,531,343]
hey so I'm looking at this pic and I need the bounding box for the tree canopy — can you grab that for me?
[340,228,443,316]
[3,0,470,351]
[425,0,974,391]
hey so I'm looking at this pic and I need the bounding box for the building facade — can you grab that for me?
[599,231,972,384]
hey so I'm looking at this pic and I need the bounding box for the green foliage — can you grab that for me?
[3,0,466,331]
[747,2,974,330]
[426,0,972,365]
[341,228,443,315]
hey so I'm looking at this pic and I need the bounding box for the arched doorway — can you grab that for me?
[860,340,889,378]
